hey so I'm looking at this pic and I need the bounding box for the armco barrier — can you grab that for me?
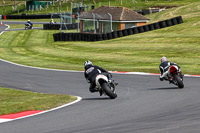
[53,16,183,42]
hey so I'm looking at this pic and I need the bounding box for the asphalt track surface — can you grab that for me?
[0,21,45,32]
[1,23,200,133]
[0,60,199,133]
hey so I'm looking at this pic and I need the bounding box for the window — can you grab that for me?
[125,23,137,29]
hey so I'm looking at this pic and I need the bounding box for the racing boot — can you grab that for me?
[99,89,103,96]
[89,83,98,93]
[89,87,98,93]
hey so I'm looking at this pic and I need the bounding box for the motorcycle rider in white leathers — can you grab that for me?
[159,57,181,81]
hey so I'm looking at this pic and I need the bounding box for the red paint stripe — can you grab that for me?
[187,75,200,77]
[112,71,129,73]
[0,110,44,119]
[150,73,160,75]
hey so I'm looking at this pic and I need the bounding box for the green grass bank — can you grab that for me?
[0,2,200,74]
[0,87,77,116]
[1,0,200,15]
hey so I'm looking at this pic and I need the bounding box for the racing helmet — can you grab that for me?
[84,60,92,68]
[161,56,167,63]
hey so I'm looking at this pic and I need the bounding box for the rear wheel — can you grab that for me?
[102,83,117,99]
[174,74,184,88]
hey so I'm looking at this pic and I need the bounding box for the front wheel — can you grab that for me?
[102,83,117,99]
[174,74,184,88]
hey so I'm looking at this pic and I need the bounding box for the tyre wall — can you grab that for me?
[53,16,183,42]
[43,23,78,30]
[3,14,59,19]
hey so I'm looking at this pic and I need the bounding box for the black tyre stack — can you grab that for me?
[102,33,108,40]
[107,32,113,40]
[127,28,133,35]
[112,31,118,38]
[143,25,150,32]
[117,30,123,38]
[132,27,139,34]
[53,16,184,42]
[147,23,155,31]
[159,20,167,28]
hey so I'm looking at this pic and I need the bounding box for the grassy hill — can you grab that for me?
[1,0,200,15]
[0,1,200,74]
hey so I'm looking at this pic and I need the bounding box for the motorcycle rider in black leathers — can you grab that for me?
[159,57,181,82]
[26,20,33,29]
[84,60,113,95]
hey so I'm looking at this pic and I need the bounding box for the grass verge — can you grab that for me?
[0,87,77,116]
[0,1,199,75]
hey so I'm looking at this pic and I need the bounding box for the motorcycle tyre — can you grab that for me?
[174,74,184,88]
[102,83,117,99]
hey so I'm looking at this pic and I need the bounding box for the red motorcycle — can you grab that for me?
[168,65,184,88]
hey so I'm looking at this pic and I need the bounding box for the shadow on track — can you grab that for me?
[149,87,181,90]
[83,97,110,100]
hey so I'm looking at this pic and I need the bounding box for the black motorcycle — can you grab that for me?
[25,23,32,30]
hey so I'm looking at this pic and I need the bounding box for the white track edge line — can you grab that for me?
[0,58,82,73]
[0,24,10,35]
[0,58,199,77]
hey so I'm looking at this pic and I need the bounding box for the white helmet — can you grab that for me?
[84,60,92,68]
[161,56,167,63]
